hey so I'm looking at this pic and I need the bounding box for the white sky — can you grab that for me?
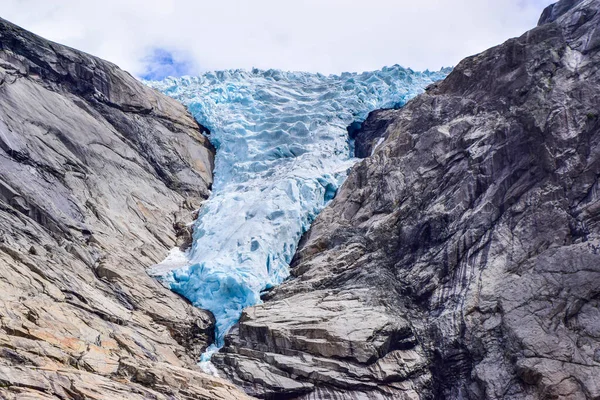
[2,0,555,78]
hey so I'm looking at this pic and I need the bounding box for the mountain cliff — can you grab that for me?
[0,17,249,400]
[213,0,600,398]
[2,0,600,399]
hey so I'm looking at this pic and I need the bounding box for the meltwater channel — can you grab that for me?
[147,65,449,362]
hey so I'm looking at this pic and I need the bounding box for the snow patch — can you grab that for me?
[371,137,386,155]
[148,248,190,287]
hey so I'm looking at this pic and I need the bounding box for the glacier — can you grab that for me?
[146,65,450,361]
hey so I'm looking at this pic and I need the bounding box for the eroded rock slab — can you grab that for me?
[214,0,600,398]
[0,17,248,400]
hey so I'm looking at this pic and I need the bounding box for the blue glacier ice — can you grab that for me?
[146,65,450,360]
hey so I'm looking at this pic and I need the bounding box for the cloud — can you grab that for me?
[141,48,198,80]
[1,0,555,78]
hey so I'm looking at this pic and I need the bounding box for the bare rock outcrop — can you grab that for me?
[0,17,249,399]
[214,0,600,398]
[348,108,398,158]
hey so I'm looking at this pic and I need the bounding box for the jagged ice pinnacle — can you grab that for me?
[147,66,449,360]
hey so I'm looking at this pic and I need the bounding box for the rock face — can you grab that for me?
[348,108,398,158]
[0,17,249,399]
[214,0,600,398]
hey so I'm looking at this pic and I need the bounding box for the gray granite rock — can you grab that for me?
[348,109,398,158]
[0,17,249,400]
[214,0,600,398]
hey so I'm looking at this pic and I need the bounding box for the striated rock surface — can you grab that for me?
[0,17,249,399]
[214,0,600,398]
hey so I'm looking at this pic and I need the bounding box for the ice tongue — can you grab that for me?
[146,66,450,358]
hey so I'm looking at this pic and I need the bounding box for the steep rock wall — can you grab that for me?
[214,1,600,398]
[0,17,248,400]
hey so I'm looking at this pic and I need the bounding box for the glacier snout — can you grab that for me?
[147,65,450,358]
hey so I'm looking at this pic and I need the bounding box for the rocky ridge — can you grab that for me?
[0,17,248,399]
[213,0,600,398]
